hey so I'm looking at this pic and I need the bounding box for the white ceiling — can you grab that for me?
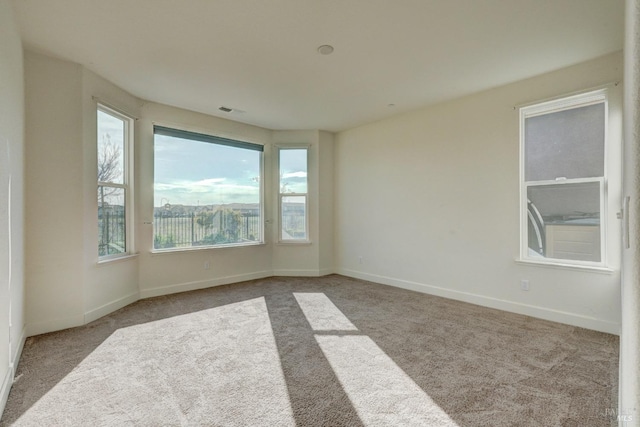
[11,0,624,132]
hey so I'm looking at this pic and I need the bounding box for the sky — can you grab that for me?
[154,135,307,207]
[97,109,126,205]
[97,109,125,183]
[279,148,307,194]
[155,135,260,206]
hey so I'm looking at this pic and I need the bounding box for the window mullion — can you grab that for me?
[98,182,127,189]
[525,177,603,187]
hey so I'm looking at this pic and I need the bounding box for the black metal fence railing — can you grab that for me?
[98,209,126,257]
[281,212,306,239]
[153,209,261,249]
[99,207,262,254]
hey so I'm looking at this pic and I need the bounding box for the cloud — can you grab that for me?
[192,178,226,186]
[282,171,307,179]
[155,178,225,192]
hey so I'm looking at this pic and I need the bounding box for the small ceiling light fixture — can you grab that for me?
[317,45,334,55]
[219,106,233,113]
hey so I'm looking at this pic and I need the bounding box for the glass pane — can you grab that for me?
[281,196,307,240]
[97,110,125,184]
[279,149,307,194]
[98,186,126,257]
[525,103,604,181]
[527,182,600,262]
[153,132,262,249]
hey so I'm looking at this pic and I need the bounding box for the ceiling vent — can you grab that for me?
[219,106,233,113]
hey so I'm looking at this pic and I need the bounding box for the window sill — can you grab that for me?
[515,258,616,274]
[277,240,312,246]
[97,253,139,266]
[151,241,266,255]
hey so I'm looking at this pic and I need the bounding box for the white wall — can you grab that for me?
[24,53,143,334]
[335,52,623,334]
[24,52,86,335]
[0,0,25,412]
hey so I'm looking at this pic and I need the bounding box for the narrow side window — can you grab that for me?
[98,105,133,259]
[279,147,308,242]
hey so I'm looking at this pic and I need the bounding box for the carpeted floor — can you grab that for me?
[1,275,618,426]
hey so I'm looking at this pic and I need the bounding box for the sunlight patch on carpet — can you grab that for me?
[316,335,459,427]
[294,292,358,331]
[13,297,295,426]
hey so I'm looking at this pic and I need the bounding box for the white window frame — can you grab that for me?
[97,103,134,261]
[277,145,310,244]
[519,89,609,268]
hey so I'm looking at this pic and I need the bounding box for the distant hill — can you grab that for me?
[154,203,260,216]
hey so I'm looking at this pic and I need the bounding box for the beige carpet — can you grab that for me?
[1,275,618,426]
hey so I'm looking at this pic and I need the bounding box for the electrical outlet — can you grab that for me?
[520,280,530,291]
[204,261,211,270]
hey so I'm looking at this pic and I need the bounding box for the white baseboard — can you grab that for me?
[26,314,85,337]
[0,364,12,422]
[318,268,335,276]
[272,269,326,277]
[84,292,140,325]
[1,326,27,418]
[337,268,620,335]
[12,326,26,373]
[139,270,273,299]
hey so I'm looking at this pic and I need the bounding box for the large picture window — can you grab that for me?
[520,89,608,266]
[278,147,308,242]
[97,105,133,259]
[153,126,263,250]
